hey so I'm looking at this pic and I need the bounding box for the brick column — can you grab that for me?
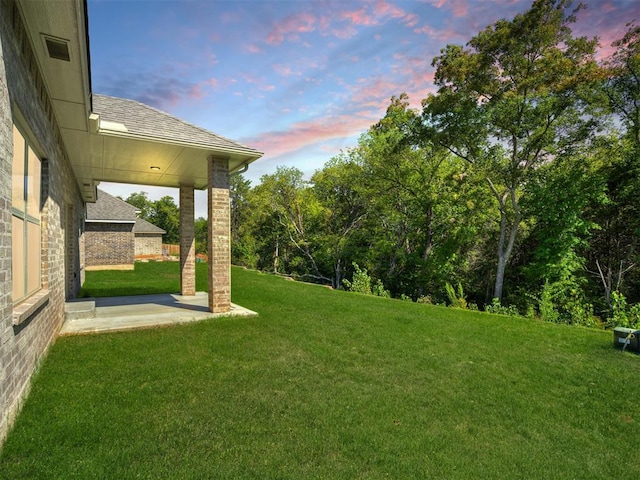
[179,185,196,296]
[207,156,231,313]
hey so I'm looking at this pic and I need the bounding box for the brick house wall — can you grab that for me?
[0,0,86,445]
[85,223,135,269]
[135,233,163,258]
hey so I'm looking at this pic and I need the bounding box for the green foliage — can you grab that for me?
[343,262,389,297]
[539,281,559,323]
[424,0,600,300]
[445,282,467,309]
[124,192,180,244]
[372,279,391,298]
[484,298,520,317]
[221,2,638,327]
[611,291,640,329]
[124,191,154,220]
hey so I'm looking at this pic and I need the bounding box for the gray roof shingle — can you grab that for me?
[133,218,165,235]
[93,94,259,154]
[87,189,139,221]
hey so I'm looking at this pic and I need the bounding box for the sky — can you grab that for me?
[88,0,639,217]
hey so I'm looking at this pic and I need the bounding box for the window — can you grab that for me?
[12,124,41,303]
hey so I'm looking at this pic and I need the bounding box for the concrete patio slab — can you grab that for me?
[60,292,257,336]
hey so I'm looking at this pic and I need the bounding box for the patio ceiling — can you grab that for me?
[17,0,262,202]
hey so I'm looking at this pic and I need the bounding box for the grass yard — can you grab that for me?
[77,261,207,297]
[1,265,639,479]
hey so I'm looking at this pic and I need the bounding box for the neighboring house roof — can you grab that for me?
[93,94,257,153]
[134,218,166,235]
[86,189,139,222]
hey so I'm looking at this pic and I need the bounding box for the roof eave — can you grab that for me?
[96,127,264,161]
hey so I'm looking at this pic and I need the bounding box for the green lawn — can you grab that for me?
[1,265,639,479]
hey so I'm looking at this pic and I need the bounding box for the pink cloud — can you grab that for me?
[403,13,419,28]
[188,84,206,100]
[426,0,469,17]
[246,44,261,54]
[266,12,316,45]
[331,24,358,39]
[242,114,377,159]
[413,23,462,43]
[341,7,377,26]
[572,1,637,60]
[273,64,295,77]
[372,0,406,20]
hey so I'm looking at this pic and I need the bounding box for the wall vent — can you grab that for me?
[43,35,70,61]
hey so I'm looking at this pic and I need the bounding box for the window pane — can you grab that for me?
[12,215,24,301]
[12,125,25,211]
[27,146,40,218]
[27,220,41,294]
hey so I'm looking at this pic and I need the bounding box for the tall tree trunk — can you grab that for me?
[492,186,521,301]
[334,258,342,289]
[273,237,279,274]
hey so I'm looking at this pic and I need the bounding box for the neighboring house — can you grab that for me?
[0,0,262,446]
[85,189,165,270]
[134,218,166,260]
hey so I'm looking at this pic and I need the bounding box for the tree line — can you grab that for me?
[128,0,640,327]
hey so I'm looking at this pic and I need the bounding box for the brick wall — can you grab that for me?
[207,157,231,313]
[85,222,135,268]
[135,233,163,258]
[0,0,86,446]
[180,186,195,296]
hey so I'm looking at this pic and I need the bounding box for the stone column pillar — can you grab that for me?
[179,185,196,296]
[207,156,231,313]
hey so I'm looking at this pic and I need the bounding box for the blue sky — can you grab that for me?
[88,0,639,217]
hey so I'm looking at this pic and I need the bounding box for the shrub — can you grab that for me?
[445,282,467,309]
[611,291,640,329]
[539,281,559,323]
[343,263,390,298]
[485,298,519,316]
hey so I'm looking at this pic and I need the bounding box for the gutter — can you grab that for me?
[230,162,250,176]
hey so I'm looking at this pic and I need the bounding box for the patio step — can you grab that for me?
[64,300,96,321]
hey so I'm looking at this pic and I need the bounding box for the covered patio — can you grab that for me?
[17,1,263,318]
[70,94,262,314]
[61,292,257,335]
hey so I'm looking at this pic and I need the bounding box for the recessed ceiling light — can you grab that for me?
[150,166,161,171]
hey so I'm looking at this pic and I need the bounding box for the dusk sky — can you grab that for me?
[88,0,639,217]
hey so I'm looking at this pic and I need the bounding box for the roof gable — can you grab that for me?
[134,218,166,235]
[92,94,257,153]
[86,189,140,222]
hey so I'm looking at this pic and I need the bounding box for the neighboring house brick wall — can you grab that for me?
[135,233,163,257]
[85,223,135,268]
[0,0,85,445]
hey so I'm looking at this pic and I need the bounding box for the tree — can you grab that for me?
[422,0,599,301]
[361,94,488,298]
[194,217,207,254]
[230,175,257,266]
[150,195,180,244]
[311,152,368,288]
[125,191,154,220]
[602,23,640,145]
[585,24,640,308]
[252,167,329,282]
